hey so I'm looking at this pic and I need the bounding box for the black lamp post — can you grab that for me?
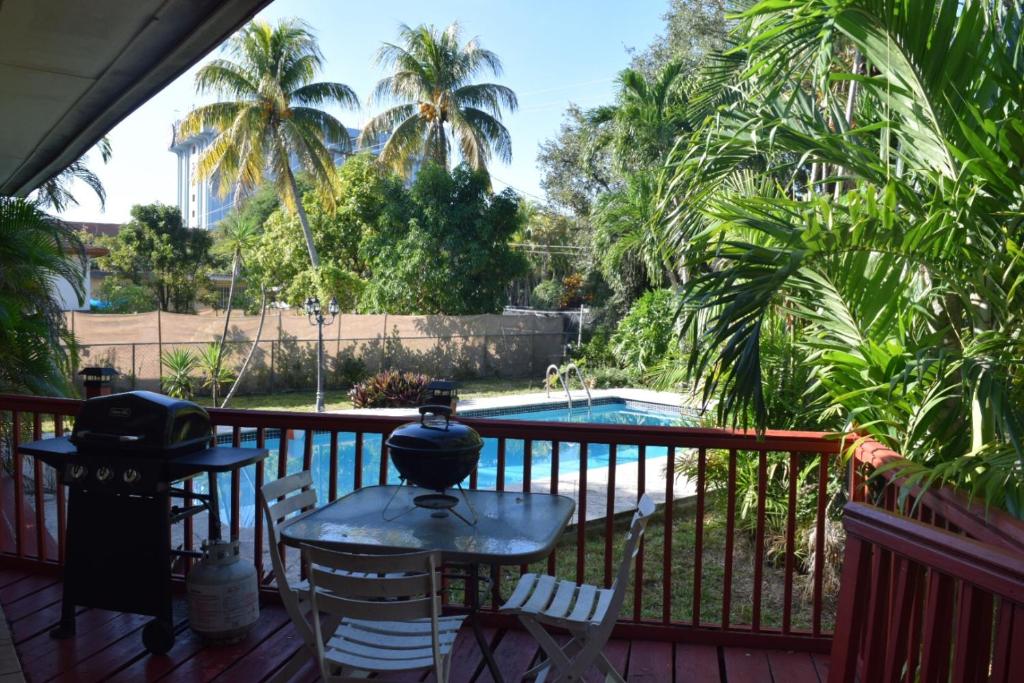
[304,295,340,412]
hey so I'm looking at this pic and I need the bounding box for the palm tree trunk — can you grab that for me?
[221,287,268,408]
[286,167,320,267]
[213,250,240,402]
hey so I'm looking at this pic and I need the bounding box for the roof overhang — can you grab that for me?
[0,0,272,197]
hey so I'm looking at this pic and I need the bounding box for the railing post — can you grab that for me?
[828,535,872,683]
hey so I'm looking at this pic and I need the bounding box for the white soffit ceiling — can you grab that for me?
[0,0,272,196]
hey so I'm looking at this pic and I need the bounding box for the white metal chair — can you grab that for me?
[303,544,467,682]
[499,494,656,683]
[260,471,382,680]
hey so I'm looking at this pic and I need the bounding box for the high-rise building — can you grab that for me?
[169,122,385,230]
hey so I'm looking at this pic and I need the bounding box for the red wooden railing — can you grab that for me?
[830,503,1024,682]
[0,393,843,651]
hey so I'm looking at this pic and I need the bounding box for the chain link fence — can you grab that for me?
[72,331,568,396]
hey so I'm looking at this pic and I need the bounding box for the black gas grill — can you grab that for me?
[21,391,268,655]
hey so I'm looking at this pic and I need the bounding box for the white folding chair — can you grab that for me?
[261,471,390,680]
[303,545,467,682]
[499,494,656,682]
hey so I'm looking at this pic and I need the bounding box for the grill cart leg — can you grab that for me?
[49,592,76,639]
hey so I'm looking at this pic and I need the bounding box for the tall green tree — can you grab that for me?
[590,60,691,172]
[359,163,529,314]
[180,18,359,268]
[658,0,1024,513]
[360,22,518,175]
[101,203,212,312]
[0,198,83,395]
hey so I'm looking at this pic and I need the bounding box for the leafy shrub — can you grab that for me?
[587,366,633,389]
[610,289,678,373]
[93,278,155,313]
[559,272,590,308]
[531,280,563,309]
[577,326,615,367]
[349,371,430,408]
[161,348,197,399]
[333,355,368,388]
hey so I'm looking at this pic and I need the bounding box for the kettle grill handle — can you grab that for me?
[418,404,452,427]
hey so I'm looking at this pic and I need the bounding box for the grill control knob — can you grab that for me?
[122,469,142,486]
[96,466,114,483]
[68,464,88,481]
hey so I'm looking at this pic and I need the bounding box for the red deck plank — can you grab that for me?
[10,601,85,646]
[3,579,61,622]
[627,640,672,682]
[106,625,206,683]
[22,611,151,681]
[675,643,721,683]
[16,607,124,663]
[156,603,291,683]
[722,647,773,683]
[811,653,830,681]
[0,574,55,604]
[423,627,498,683]
[583,638,630,683]
[766,650,821,681]
[475,628,539,683]
[207,615,305,682]
[50,602,189,683]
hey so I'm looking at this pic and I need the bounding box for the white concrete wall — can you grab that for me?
[53,256,91,311]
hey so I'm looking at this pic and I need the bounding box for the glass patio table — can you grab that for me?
[280,484,576,682]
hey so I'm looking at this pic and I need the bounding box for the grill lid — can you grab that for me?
[386,406,483,454]
[71,391,212,457]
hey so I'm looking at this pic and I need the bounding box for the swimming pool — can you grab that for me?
[211,400,691,528]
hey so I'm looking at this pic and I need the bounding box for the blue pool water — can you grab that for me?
[211,401,689,528]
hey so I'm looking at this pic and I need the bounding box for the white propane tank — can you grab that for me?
[186,540,259,643]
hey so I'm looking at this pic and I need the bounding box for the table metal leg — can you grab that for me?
[207,471,220,541]
[467,564,503,683]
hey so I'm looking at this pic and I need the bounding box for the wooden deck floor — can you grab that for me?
[0,567,829,682]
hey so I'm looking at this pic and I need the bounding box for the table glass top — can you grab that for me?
[281,485,575,565]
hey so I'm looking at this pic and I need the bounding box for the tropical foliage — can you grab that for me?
[180,18,358,268]
[100,203,212,312]
[33,137,112,213]
[160,348,198,399]
[349,370,430,409]
[653,0,1024,513]
[251,158,528,314]
[0,198,82,395]
[361,22,518,176]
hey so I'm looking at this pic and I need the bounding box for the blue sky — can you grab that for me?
[59,0,668,223]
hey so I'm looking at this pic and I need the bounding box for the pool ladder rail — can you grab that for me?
[545,363,592,415]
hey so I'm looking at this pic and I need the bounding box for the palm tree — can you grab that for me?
[0,198,83,395]
[589,61,690,172]
[180,18,358,268]
[210,213,260,398]
[35,137,112,212]
[360,22,518,175]
[657,0,1024,512]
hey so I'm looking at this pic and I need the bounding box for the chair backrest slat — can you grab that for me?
[262,469,313,502]
[311,570,434,599]
[303,545,441,575]
[268,488,317,527]
[308,589,438,621]
[304,545,442,624]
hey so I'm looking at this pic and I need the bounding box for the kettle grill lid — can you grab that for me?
[386,405,482,453]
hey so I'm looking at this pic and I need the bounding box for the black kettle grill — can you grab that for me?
[385,404,483,523]
[19,391,268,655]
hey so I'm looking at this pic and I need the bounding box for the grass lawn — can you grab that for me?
[492,496,838,632]
[206,376,544,412]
